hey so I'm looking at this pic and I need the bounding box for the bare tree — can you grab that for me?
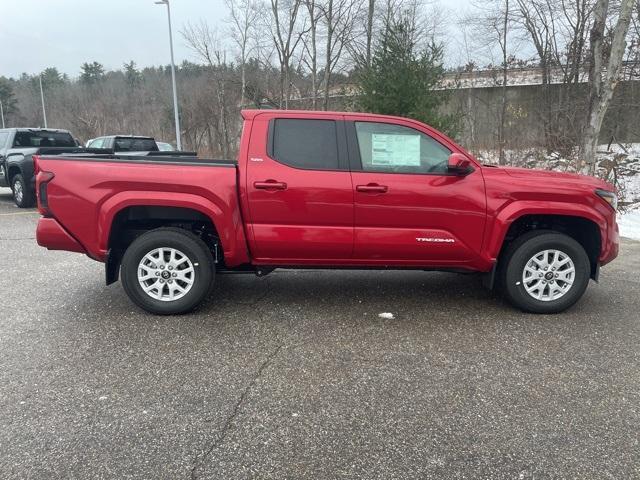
[267,0,307,108]
[499,0,510,165]
[302,0,321,108]
[581,0,635,171]
[225,0,260,106]
[556,0,593,84]
[182,22,239,157]
[623,0,640,79]
[467,0,514,163]
[513,0,556,149]
[511,0,602,155]
[320,0,360,109]
[366,0,376,67]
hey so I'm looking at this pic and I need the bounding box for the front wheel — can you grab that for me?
[500,231,591,314]
[121,227,214,315]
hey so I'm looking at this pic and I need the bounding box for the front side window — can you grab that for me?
[271,119,339,170]
[354,122,451,174]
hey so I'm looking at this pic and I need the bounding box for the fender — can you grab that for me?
[97,191,250,267]
[483,200,608,262]
[5,152,27,177]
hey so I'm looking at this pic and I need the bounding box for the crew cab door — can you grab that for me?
[245,113,353,262]
[346,117,486,265]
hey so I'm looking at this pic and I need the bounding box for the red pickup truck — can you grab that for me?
[34,110,619,315]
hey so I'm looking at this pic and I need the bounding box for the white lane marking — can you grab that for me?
[0,211,39,216]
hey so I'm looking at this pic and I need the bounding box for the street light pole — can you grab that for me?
[155,0,182,150]
[39,75,48,128]
[0,100,5,128]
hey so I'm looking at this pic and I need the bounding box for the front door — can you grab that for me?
[347,118,487,266]
[245,113,354,263]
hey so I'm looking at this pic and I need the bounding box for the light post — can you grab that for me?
[155,0,182,150]
[0,99,5,128]
[39,75,48,128]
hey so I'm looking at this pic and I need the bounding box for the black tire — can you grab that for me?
[11,174,35,208]
[500,230,591,314]
[121,227,215,315]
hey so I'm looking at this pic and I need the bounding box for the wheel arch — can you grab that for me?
[5,153,29,183]
[100,193,250,283]
[7,163,23,184]
[490,209,603,279]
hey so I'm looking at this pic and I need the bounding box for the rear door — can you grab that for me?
[245,113,354,263]
[347,117,486,266]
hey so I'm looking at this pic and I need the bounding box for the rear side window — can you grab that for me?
[13,131,76,148]
[114,138,159,152]
[270,119,339,170]
[354,122,451,174]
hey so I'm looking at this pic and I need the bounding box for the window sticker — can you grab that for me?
[371,134,421,166]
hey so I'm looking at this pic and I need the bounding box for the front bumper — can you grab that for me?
[36,217,86,254]
[600,219,619,266]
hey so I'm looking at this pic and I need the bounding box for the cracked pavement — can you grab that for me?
[1,187,639,479]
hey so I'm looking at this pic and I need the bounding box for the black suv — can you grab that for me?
[0,128,78,207]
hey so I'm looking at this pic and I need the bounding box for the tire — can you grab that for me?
[500,230,591,314]
[11,174,35,208]
[120,227,215,315]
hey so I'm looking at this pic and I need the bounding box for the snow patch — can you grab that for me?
[378,312,395,319]
[619,209,640,240]
[474,144,640,210]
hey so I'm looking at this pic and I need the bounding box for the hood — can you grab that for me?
[499,166,613,190]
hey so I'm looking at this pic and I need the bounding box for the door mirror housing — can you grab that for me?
[447,153,473,176]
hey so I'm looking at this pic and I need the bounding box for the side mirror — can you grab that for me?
[447,153,473,176]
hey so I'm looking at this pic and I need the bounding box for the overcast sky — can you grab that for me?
[0,0,228,78]
[1,0,475,79]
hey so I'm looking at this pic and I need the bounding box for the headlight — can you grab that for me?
[595,189,617,210]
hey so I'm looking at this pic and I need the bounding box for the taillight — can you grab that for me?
[33,154,40,175]
[37,171,55,216]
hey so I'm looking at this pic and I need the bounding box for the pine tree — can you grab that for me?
[356,16,459,137]
[124,61,143,90]
[80,62,105,85]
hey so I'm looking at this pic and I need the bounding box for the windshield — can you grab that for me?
[13,131,76,148]
[114,138,158,152]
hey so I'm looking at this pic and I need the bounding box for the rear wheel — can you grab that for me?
[11,174,35,208]
[121,228,214,315]
[500,231,591,314]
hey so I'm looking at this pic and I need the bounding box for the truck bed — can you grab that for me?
[35,153,249,267]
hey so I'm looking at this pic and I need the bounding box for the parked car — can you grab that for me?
[0,128,78,207]
[156,141,175,152]
[86,135,159,153]
[34,110,619,315]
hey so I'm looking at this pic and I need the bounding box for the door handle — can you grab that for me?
[356,183,388,193]
[254,180,288,190]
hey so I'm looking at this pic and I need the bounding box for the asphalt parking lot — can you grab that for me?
[1,186,639,479]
